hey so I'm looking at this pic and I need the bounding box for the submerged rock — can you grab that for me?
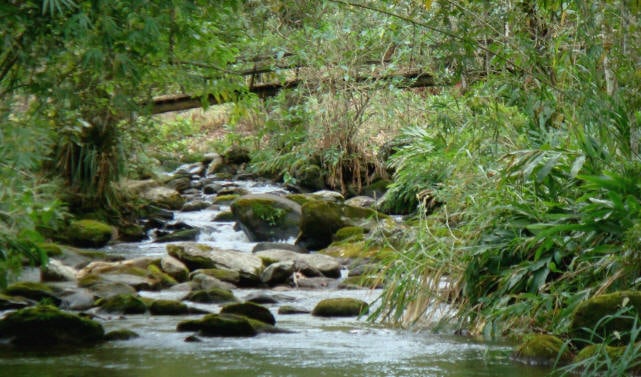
[512,334,571,366]
[311,298,369,317]
[0,305,104,347]
[186,288,237,304]
[104,329,140,341]
[278,305,310,315]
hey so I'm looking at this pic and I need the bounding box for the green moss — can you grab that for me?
[333,226,365,242]
[285,194,317,206]
[147,264,178,287]
[213,194,240,204]
[104,329,139,341]
[167,243,215,270]
[191,268,240,285]
[66,219,113,248]
[249,200,287,226]
[213,211,235,222]
[221,302,275,325]
[97,294,147,314]
[321,240,393,260]
[5,282,60,306]
[0,305,104,346]
[311,298,369,317]
[570,291,641,347]
[512,334,571,366]
[149,299,189,315]
[37,243,63,257]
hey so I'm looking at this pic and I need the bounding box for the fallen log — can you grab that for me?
[151,70,434,114]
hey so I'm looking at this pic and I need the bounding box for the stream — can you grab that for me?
[0,179,552,377]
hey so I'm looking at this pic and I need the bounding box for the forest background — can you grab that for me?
[2,0,641,358]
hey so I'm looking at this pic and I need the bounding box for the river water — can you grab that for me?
[0,179,552,377]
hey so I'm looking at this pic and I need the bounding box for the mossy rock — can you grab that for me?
[186,288,237,303]
[0,305,104,347]
[167,243,216,270]
[118,223,147,242]
[213,194,240,204]
[155,228,200,243]
[37,242,63,257]
[149,299,190,315]
[285,194,318,206]
[104,329,140,341]
[311,298,369,317]
[231,194,301,242]
[190,268,240,285]
[333,226,366,242]
[0,293,31,310]
[5,282,61,306]
[177,313,257,337]
[570,291,641,347]
[361,179,391,199]
[147,264,178,287]
[278,305,310,315]
[297,201,388,250]
[97,294,147,314]
[512,334,571,366]
[221,302,275,325]
[213,211,235,222]
[321,240,393,260]
[292,163,325,191]
[65,219,113,248]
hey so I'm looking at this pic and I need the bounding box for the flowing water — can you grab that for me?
[0,179,552,377]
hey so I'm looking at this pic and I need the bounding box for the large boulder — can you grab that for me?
[77,259,167,291]
[254,249,341,279]
[260,261,295,286]
[0,305,104,347]
[161,255,190,282]
[296,200,387,250]
[97,293,147,314]
[231,194,301,242]
[569,290,641,347]
[149,299,190,315]
[167,243,263,285]
[4,282,61,306]
[142,186,185,210]
[64,219,113,248]
[311,298,369,317]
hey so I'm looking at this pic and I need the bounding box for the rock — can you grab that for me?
[260,261,295,286]
[224,145,251,165]
[4,282,61,306]
[231,194,301,242]
[311,298,369,317]
[184,335,202,342]
[117,223,147,242]
[244,292,293,304]
[64,219,113,248]
[161,256,190,282]
[166,176,192,192]
[206,154,225,176]
[254,249,341,279]
[278,305,310,315]
[311,190,344,203]
[512,334,571,366]
[177,313,257,337]
[252,242,308,254]
[296,200,387,250]
[190,268,240,286]
[149,299,190,315]
[213,211,235,222]
[203,183,221,195]
[294,276,337,289]
[147,264,178,287]
[213,194,240,204]
[221,302,275,325]
[97,294,147,314]
[182,200,211,212]
[186,288,237,304]
[40,259,77,282]
[78,264,164,292]
[83,281,137,299]
[167,243,263,284]
[569,290,641,347]
[0,293,31,310]
[190,272,236,291]
[142,186,185,210]
[104,329,140,341]
[333,226,365,242]
[292,164,325,191]
[0,305,104,347]
[154,228,200,243]
[345,196,376,208]
[59,288,96,310]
